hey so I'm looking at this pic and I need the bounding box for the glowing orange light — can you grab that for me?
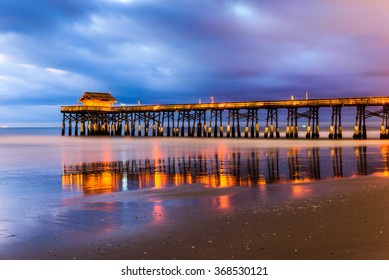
[291,185,312,199]
[219,174,232,188]
[213,195,232,210]
[154,172,168,188]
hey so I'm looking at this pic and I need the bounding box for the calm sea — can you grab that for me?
[0,127,388,258]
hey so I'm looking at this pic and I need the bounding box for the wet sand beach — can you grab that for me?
[7,175,389,260]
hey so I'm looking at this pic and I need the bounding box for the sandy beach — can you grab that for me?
[4,174,387,260]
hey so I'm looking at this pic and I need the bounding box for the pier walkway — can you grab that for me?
[61,94,389,139]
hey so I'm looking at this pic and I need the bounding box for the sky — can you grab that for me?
[1,0,389,125]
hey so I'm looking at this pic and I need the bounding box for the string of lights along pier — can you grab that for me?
[60,92,389,139]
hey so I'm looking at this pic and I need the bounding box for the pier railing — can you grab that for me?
[61,97,389,112]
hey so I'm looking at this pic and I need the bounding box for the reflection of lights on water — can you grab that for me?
[61,145,389,195]
[380,146,389,175]
[152,204,166,225]
[154,172,167,188]
[83,172,121,194]
[212,195,231,210]
[219,174,229,188]
[62,165,121,194]
[291,185,312,199]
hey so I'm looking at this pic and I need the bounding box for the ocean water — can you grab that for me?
[0,128,388,258]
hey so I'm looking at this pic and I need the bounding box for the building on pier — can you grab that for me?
[78,92,117,107]
[61,93,389,139]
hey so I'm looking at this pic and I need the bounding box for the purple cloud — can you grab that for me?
[0,0,389,124]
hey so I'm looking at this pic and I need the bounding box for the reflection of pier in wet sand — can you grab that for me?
[62,146,389,194]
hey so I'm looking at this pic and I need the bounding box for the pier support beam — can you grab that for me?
[75,116,79,136]
[255,110,260,138]
[173,111,178,137]
[353,105,367,139]
[138,118,142,137]
[264,108,279,138]
[124,113,130,136]
[286,108,298,138]
[231,110,236,138]
[244,109,257,138]
[227,110,231,138]
[158,112,164,137]
[208,110,222,137]
[188,111,195,137]
[178,111,184,137]
[130,113,135,136]
[329,106,342,139]
[195,110,206,137]
[62,114,66,136]
[68,114,72,136]
[208,110,213,137]
[116,113,123,136]
[81,121,86,136]
[228,109,241,138]
[152,112,157,137]
[163,111,175,137]
[236,110,241,138]
[218,111,223,138]
[306,107,320,139]
[380,105,389,139]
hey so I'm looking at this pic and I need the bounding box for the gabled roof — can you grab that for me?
[78,92,117,102]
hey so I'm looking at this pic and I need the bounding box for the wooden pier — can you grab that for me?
[61,92,389,139]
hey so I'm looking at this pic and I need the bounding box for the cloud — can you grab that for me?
[0,0,98,34]
[1,0,389,124]
[0,39,103,105]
